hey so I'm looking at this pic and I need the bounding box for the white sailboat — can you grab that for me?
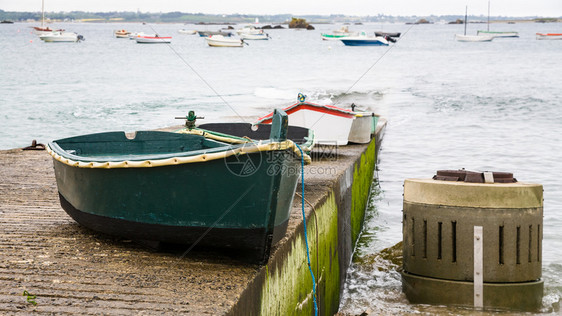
[477,1,519,38]
[33,0,64,35]
[455,6,494,42]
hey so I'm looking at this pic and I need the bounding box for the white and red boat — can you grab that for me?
[255,96,357,145]
[536,33,562,40]
[135,35,172,44]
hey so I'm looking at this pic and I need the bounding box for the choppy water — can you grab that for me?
[1,21,561,314]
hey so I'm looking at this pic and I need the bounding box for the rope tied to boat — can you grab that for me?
[295,143,318,316]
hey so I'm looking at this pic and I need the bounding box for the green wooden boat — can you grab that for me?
[47,109,310,263]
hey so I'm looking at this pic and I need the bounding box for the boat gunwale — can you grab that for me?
[256,101,356,124]
[47,131,310,168]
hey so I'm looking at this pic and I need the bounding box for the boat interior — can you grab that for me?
[49,131,233,162]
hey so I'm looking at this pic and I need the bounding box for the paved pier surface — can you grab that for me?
[0,121,385,314]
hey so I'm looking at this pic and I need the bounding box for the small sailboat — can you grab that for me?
[477,1,519,38]
[32,0,64,35]
[455,6,494,42]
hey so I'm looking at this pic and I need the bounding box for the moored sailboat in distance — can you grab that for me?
[455,6,494,42]
[477,1,519,38]
[33,0,64,35]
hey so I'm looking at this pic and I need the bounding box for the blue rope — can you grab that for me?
[295,144,318,316]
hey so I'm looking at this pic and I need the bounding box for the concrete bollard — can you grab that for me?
[401,170,543,312]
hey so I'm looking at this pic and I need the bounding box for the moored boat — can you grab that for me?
[47,110,310,263]
[114,29,131,38]
[255,94,356,145]
[197,30,233,37]
[178,29,196,35]
[239,32,269,40]
[476,2,518,38]
[135,35,172,44]
[455,6,494,42]
[374,31,401,38]
[455,34,494,42]
[205,35,244,47]
[32,0,64,35]
[321,33,353,40]
[236,25,262,35]
[477,30,519,38]
[536,33,562,40]
[340,32,389,46]
[39,31,83,42]
[321,25,356,41]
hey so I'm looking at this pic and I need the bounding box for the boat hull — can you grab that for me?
[321,33,351,40]
[197,31,233,37]
[374,31,401,38]
[205,36,243,47]
[455,34,494,42]
[536,33,562,40]
[257,102,356,145]
[239,33,268,40]
[341,38,389,46]
[39,32,79,42]
[135,36,172,44]
[49,130,302,263]
[477,31,519,38]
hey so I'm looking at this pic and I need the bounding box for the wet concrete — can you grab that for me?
[0,120,386,315]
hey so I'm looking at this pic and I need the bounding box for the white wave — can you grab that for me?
[253,87,299,100]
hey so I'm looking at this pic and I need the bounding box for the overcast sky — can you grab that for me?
[1,0,561,17]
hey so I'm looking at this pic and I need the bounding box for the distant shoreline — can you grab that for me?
[0,10,560,25]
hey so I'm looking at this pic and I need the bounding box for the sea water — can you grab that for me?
[1,21,560,314]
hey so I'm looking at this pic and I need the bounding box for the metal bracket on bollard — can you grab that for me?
[474,226,483,309]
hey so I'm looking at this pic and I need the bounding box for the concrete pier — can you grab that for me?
[0,120,385,315]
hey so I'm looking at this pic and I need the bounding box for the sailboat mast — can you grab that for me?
[487,1,490,32]
[464,6,467,36]
[41,0,45,27]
